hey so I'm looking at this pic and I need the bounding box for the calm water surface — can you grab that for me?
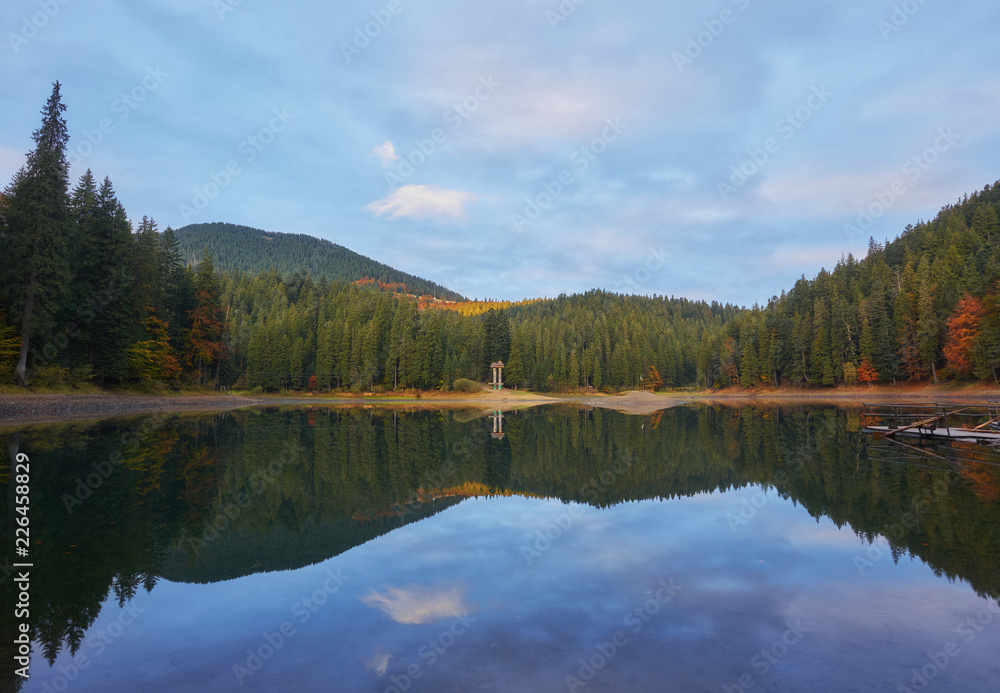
[4,404,1000,692]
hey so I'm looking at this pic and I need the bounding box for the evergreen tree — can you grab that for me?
[3,83,71,384]
[158,227,195,351]
[916,256,939,382]
[133,216,163,322]
[63,170,99,367]
[973,288,1000,384]
[88,177,135,382]
[482,308,511,369]
[568,348,580,389]
[739,319,759,387]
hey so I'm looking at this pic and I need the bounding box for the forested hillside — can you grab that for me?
[175,222,464,302]
[220,274,740,392]
[701,185,1000,388]
[2,84,999,392]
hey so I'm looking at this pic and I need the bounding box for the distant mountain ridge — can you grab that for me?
[174,222,465,301]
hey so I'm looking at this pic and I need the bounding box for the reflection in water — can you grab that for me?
[490,410,505,440]
[2,404,1000,692]
[361,585,473,625]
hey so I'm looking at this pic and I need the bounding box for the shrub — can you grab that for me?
[453,378,482,393]
[32,364,69,387]
[69,365,94,387]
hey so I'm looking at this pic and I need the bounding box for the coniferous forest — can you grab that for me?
[3,83,1000,393]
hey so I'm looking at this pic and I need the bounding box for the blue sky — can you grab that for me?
[2,0,998,304]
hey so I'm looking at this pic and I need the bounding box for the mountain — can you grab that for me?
[156,498,464,584]
[174,222,465,301]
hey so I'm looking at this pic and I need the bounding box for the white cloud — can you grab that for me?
[366,184,477,222]
[360,585,472,624]
[369,140,400,166]
[363,648,393,676]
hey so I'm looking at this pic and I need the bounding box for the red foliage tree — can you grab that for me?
[185,289,226,385]
[943,294,987,377]
[857,359,879,385]
[646,365,664,391]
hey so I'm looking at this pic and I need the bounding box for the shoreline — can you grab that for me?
[2,385,999,426]
[0,394,264,428]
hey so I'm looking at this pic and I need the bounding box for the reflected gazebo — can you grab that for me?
[490,410,505,440]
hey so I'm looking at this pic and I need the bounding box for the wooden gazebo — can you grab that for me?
[490,361,505,390]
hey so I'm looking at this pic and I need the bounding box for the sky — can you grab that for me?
[2,0,999,305]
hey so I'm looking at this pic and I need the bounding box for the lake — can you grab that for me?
[4,403,1000,692]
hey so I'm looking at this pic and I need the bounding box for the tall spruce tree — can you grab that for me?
[482,308,511,369]
[64,170,99,366]
[4,82,71,384]
[133,216,163,322]
[89,177,135,382]
[158,227,195,352]
[916,256,940,382]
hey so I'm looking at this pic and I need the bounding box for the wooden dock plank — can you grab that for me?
[864,425,1000,443]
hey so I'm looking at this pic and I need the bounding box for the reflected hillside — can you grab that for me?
[3,404,1000,675]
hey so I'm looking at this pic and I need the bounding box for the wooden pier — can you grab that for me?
[863,401,1000,444]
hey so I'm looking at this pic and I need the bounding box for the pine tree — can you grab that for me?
[63,169,99,367]
[971,204,999,242]
[133,216,163,322]
[505,327,527,388]
[568,347,580,389]
[973,285,1000,384]
[739,319,759,387]
[895,263,921,379]
[869,274,898,382]
[158,227,194,351]
[89,177,135,382]
[592,351,603,390]
[482,308,511,369]
[916,256,939,382]
[4,83,72,384]
[790,313,811,385]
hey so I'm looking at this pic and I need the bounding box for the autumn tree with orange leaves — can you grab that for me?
[857,359,878,386]
[943,295,987,377]
[185,251,228,386]
[128,313,182,381]
[646,365,664,391]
